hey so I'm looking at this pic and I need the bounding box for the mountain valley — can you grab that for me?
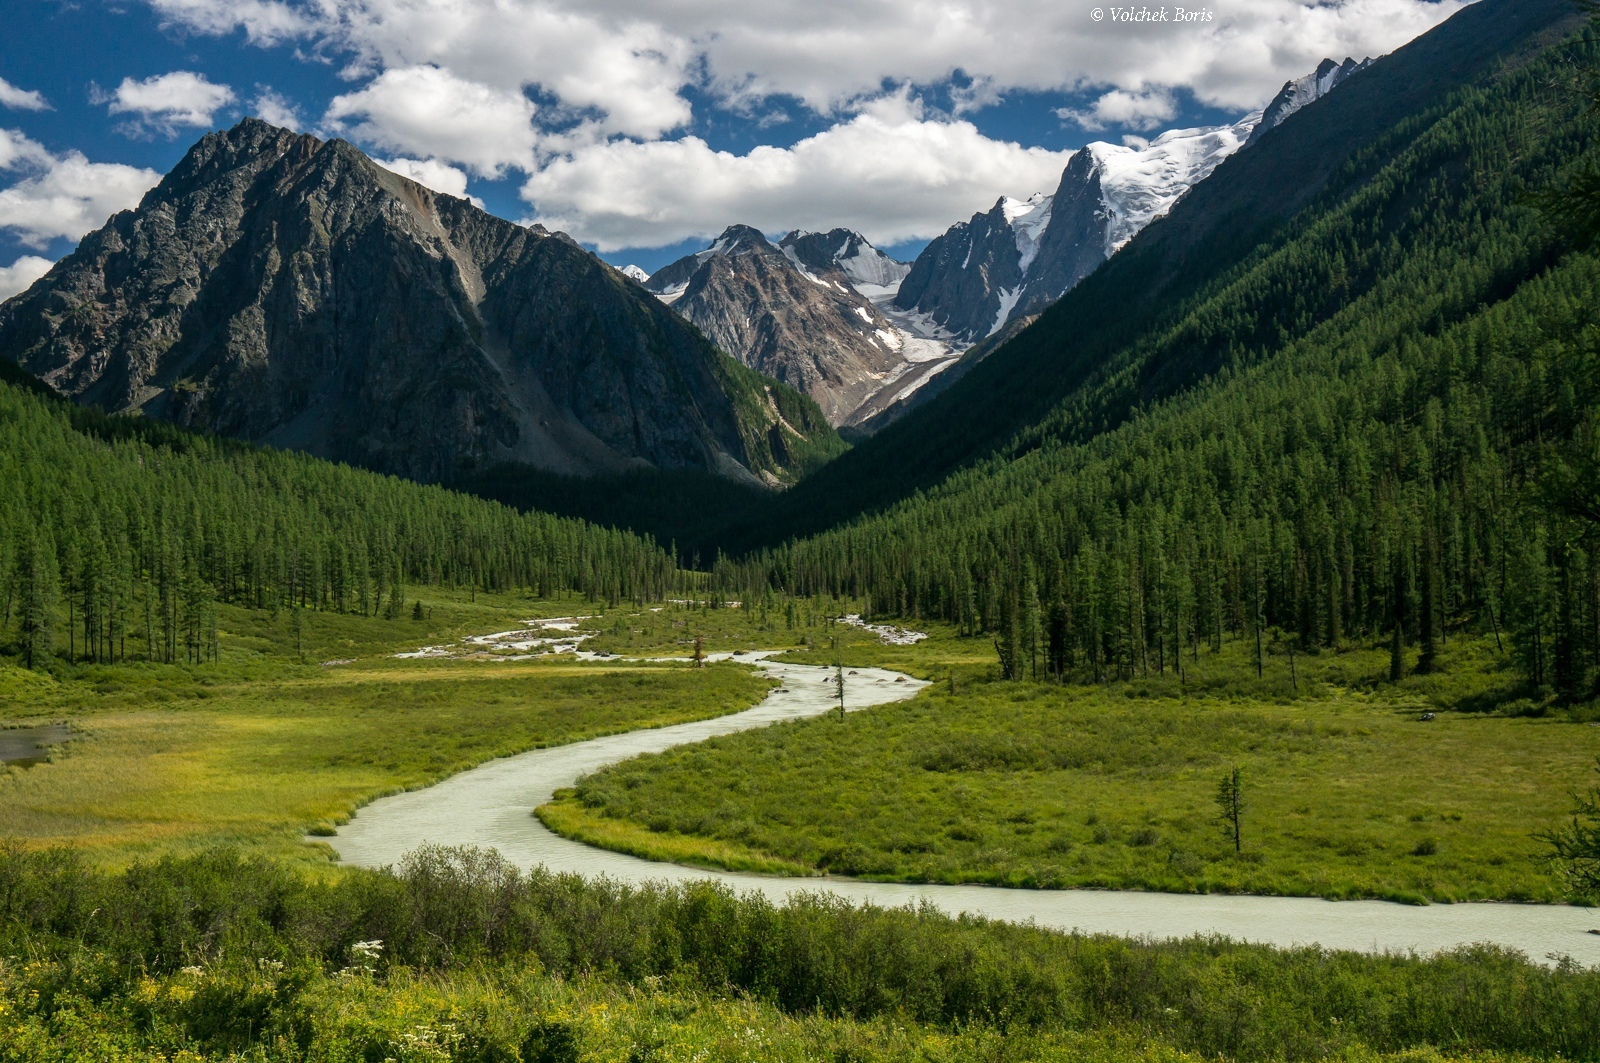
[3,1,1600,1060]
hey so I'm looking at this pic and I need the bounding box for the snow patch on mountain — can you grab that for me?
[1093,115,1258,253]
[620,264,650,283]
[1005,193,1053,273]
[992,286,1023,336]
[893,57,1365,349]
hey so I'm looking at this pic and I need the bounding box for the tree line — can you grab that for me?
[0,377,683,668]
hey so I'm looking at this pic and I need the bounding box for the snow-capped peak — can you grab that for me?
[620,264,650,283]
[778,228,911,292]
[1001,192,1055,274]
[1085,114,1259,254]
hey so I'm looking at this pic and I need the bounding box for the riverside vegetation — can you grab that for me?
[4,844,1600,1063]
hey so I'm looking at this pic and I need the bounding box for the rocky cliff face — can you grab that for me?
[891,197,1032,344]
[0,120,840,486]
[644,225,932,426]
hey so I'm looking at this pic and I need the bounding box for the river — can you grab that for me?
[326,654,1600,966]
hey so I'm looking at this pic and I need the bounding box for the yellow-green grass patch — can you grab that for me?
[2,632,771,866]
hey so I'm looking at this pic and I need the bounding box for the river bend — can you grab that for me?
[326,655,1600,966]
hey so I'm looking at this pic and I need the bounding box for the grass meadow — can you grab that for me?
[0,591,770,866]
[5,596,1600,1062]
[544,619,1600,902]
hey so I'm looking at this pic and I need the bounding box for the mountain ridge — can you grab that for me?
[0,120,843,487]
[642,225,959,426]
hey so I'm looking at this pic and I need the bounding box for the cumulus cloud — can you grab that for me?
[1058,89,1178,133]
[521,98,1072,251]
[140,0,1473,248]
[252,87,303,130]
[148,0,310,45]
[375,156,485,206]
[101,71,237,136]
[1056,89,1184,133]
[325,66,539,176]
[0,255,53,301]
[0,130,161,248]
[0,77,50,112]
[147,0,1470,124]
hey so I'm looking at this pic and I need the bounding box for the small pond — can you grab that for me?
[0,723,72,768]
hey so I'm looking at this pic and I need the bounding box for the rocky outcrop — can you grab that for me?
[0,120,840,486]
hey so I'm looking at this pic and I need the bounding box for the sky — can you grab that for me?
[0,0,1472,298]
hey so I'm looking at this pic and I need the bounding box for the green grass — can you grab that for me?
[0,592,771,866]
[541,624,1600,903]
[577,595,869,658]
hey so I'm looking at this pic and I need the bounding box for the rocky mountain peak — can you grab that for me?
[642,225,939,426]
[1246,56,1372,148]
[0,119,840,487]
[778,229,911,292]
[709,223,778,256]
[890,57,1368,351]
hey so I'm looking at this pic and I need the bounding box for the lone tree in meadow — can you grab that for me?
[1217,767,1245,853]
[834,635,846,720]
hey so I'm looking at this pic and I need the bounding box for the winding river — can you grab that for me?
[327,654,1600,966]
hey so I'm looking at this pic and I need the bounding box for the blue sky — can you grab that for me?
[0,0,1468,289]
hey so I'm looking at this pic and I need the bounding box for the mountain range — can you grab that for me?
[707,0,1578,553]
[0,16,1535,507]
[628,55,1370,432]
[0,120,842,487]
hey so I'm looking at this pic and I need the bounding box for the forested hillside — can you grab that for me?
[0,367,678,668]
[718,24,1600,702]
[716,0,1581,551]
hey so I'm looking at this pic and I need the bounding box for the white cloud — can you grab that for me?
[0,130,161,248]
[252,87,303,131]
[521,97,1072,251]
[148,0,310,45]
[147,0,1472,122]
[0,77,50,112]
[0,255,52,301]
[324,66,539,176]
[1058,89,1178,132]
[140,0,1473,249]
[375,156,485,207]
[102,71,237,136]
